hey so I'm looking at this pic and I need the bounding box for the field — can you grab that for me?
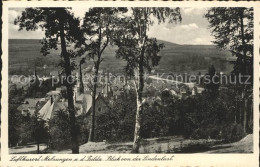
[9,39,233,76]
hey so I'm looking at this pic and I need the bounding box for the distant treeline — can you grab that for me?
[9,39,233,76]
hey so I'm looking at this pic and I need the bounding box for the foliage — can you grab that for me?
[205,7,253,83]
[95,90,136,142]
[9,108,49,148]
[48,110,71,151]
[77,115,89,144]
[203,65,220,97]
[14,8,82,57]
[140,88,245,142]
[8,108,24,147]
[221,123,246,142]
[15,7,83,153]
[25,78,58,98]
[76,7,128,142]
[31,114,49,148]
[114,7,182,152]
[205,7,253,133]
[19,116,34,145]
[114,7,182,76]
[90,87,246,143]
[48,110,89,150]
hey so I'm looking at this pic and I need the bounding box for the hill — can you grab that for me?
[8,39,233,76]
[156,40,233,74]
[9,39,61,75]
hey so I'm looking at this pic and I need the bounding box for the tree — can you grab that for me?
[15,8,82,153]
[114,7,181,152]
[79,57,86,94]
[8,105,23,147]
[31,114,49,154]
[76,8,128,142]
[205,7,253,132]
[48,109,71,151]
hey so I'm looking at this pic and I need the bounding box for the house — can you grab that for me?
[101,83,112,97]
[46,89,61,101]
[170,89,178,97]
[51,100,85,117]
[153,96,162,107]
[179,84,190,95]
[76,93,93,115]
[85,93,111,125]
[143,97,154,106]
[50,70,62,78]
[197,87,205,94]
[17,98,43,116]
[111,83,124,99]
[192,86,198,95]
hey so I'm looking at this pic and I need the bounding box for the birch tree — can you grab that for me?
[114,7,181,153]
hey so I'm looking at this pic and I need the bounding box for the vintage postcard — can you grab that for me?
[1,1,260,167]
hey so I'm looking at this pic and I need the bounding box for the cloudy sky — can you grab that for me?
[9,7,214,45]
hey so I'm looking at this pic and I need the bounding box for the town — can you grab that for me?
[9,66,206,127]
[8,7,253,154]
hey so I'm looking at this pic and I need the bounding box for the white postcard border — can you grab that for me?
[2,1,260,167]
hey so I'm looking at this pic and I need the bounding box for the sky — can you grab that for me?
[8,7,214,45]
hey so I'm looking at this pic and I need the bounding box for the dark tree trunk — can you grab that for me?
[243,98,248,132]
[240,9,248,133]
[58,9,79,153]
[88,64,99,142]
[37,142,40,154]
[88,24,104,142]
[79,63,84,94]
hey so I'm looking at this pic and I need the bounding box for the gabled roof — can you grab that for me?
[38,99,55,120]
[17,98,42,112]
[47,90,61,96]
[154,96,162,104]
[86,93,110,115]
[24,98,42,106]
[76,94,93,112]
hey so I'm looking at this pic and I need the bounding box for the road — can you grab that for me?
[9,144,47,154]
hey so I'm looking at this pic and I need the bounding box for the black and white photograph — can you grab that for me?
[7,6,254,155]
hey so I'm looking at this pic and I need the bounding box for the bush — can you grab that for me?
[77,115,89,144]
[221,123,246,142]
[48,110,71,151]
[190,126,220,140]
[94,90,136,142]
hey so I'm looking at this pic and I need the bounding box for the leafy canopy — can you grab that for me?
[14,8,82,56]
[205,8,253,77]
[76,8,128,60]
[114,8,182,76]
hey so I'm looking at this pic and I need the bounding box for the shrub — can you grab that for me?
[48,110,71,151]
[221,123,246,142]
[77,115,89,144]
